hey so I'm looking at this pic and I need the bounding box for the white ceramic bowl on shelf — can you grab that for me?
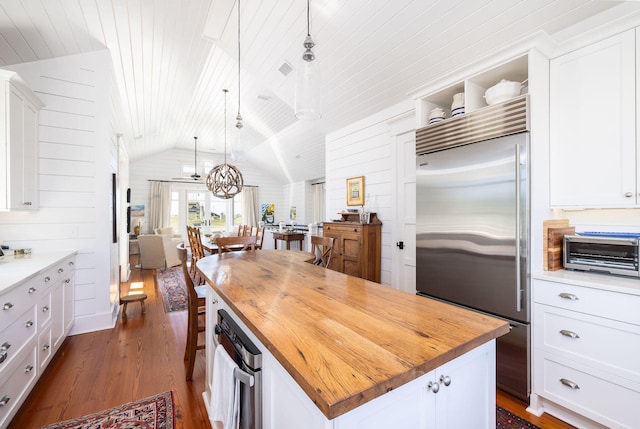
[484,79,523,105]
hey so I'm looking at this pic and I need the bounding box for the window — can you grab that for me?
[170,191,180,231]
[233,194,243,226]
[210,197,227,233]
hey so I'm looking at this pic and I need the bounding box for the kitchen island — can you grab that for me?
[196,250,509,428]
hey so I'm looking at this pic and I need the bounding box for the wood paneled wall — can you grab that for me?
[1,50,120,334]
[326,101,415,286]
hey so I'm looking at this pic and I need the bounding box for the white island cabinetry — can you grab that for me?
[197,251,507,429]
[205,291,497,429]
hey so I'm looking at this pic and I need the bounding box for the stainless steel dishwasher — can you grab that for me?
[215,309,263,429]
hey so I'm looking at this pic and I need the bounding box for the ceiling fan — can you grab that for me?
[172,136,205,183]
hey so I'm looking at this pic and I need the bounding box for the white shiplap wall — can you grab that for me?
[1,50,121,335]
[326,100,415,286]
[129,149,287,236]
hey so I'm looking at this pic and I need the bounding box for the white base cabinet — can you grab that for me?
[203,289,497,429]
[0,69,42,211]
[334,340,496,429]
[0,253,75,429]
[529,275,640,429]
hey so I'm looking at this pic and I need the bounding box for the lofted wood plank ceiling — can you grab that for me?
[0,0,634,184]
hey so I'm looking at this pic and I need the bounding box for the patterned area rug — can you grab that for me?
[497,406,541,429]
[156,266,188,312]
[40,391,174,428]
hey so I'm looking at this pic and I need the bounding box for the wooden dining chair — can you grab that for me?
[255,226,265,249]
[216,235,257,256]
[177,242,206,381]
[309,235,335,268]
[186,225,207,283]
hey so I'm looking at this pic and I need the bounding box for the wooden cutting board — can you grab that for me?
[546,226,575,271]
[543,219,571,271]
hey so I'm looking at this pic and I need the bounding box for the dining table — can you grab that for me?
[201,240,245,254]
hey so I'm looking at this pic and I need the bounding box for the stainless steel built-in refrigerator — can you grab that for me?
[416,132,530,400]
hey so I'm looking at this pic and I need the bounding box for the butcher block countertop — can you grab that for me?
[196,250,509,419]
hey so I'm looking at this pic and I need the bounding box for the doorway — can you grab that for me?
[169,187,242,237]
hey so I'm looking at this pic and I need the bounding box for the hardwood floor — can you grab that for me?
[8,260,575,429]
[8,262,210,429]
[497,390,576,429]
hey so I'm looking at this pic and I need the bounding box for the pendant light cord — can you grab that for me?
[223,89,228,164]
[237,0,241,122]
[307,0,310,36]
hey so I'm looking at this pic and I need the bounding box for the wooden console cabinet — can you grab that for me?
[323,212,381,282]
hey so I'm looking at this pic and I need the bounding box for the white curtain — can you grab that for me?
[149,181,172,231]
[241,186,260,226]
[312,183,325,223]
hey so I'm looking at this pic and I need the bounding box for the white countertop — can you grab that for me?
[534,269,640,296]
[0,250,77,294]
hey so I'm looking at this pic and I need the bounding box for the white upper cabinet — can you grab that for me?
[0,69,42,211]
[549,29,636,207]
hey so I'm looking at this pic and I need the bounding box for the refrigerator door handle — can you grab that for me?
[515,143,522,312]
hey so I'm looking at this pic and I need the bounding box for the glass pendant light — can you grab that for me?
[206,89,244,199]
[231,0,246,162]
[295,0,322,120]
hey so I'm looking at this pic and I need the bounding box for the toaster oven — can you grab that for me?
[563,235,640,277]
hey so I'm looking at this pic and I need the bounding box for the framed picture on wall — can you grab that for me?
[346,176,364,206]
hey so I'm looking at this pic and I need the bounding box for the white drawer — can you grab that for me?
[0,344,37,428]
[37,326,52,369]
[0,279,39,327]
[38,290,52,329]
[537,352,640,429]
[0,305,36,372]
[533,279,640,325]
[37,257,74,290]
[534,304,640,382]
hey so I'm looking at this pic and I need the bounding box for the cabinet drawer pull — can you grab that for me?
[58,268,64,274]
[427,381,440,393]
[68,261,74,266]
[625,192,633,198]
[42,305,49,313]
[65,279,71,284]
[24,364,34,373]
[28,287,37,294]
[22,201,32,206]
[0,343,9,363]
[559,329,580,339]
[0,395,10,406]
[25,320,34,328]
[44,276,51,283]
[439,375,451,386]
[558,292,578,301]
[42,343,50,351]
[2,302,13,310]
[559,378,580,390]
